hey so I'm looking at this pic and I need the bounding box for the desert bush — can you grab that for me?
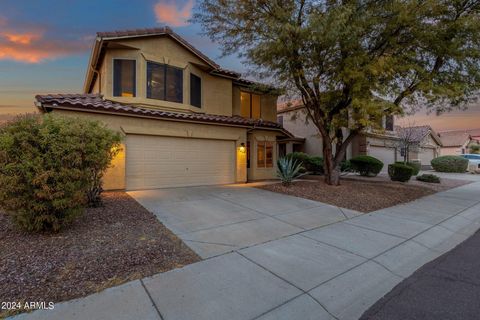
[350,155,384,177]
[388,163,414,182]
[431,156,468,173]
[416,174,441,183]
[395,161,421,175]
[285,152,309,173]
[277,157,305,186]
[0,114,121,232]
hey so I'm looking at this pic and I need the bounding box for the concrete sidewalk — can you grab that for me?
[12,181,480,320]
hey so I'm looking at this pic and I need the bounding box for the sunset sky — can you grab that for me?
[0,0,478,132]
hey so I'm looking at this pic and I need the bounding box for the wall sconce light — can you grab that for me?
[239,143,246,153]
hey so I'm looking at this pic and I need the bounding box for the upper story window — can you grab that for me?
[113,59,136,97]
[385,115,394,131]
[240,92,261,119]
[147,61,183,103]
[190,73,202,108]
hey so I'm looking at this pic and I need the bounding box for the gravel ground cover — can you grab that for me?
[0,192,200,318]
[258,175,469,212]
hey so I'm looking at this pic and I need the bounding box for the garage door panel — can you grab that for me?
[369,146,396,167]
[126,135,235,190]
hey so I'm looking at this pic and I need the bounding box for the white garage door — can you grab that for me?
[368,146,396,167]
[126,135,236,190]
[418,148,435,166]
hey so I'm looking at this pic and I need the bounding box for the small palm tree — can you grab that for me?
[277,157,305,186]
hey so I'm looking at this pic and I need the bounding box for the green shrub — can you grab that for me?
[277,157,305,186]
[431,156,468,173]
[395,161,421,175]
[286,152,324,174]
[340,160,352,173]
[470,144,480,154]
[388,163,414,182]
[350,155,384,176]
[416,174,441,183]
[305,156,324,174]
[0,114,121,232]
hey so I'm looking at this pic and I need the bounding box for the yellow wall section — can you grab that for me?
[92,36,278,121]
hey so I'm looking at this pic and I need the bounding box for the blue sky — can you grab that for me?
[0,0,244,112]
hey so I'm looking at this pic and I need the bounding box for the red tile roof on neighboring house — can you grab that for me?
[35,94,289,133]
[437,130,471,147]
[395,125,433,142]
[277,99,304,113]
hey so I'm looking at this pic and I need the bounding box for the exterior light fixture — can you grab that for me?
[239,143,246,153]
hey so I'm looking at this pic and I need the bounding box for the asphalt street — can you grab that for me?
[361,229,480,320]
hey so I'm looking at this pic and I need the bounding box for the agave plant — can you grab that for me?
[276,157,305,186]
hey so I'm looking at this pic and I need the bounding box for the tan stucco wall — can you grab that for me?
[440,139,470,156]
[96,36,233,116]
[247,130,278,181]
[91,36,278,122]
[51,109,250,190]
[280,108,353,159]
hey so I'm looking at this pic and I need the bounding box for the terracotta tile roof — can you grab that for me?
[396,125,430,142]
[35,94,284,130]
[438,130,471,147]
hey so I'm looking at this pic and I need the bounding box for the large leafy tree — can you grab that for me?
[194,0,480,185]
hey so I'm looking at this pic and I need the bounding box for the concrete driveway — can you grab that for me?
[14,177,480,320]
[128,183,360,258]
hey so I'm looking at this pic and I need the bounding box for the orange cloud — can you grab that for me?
[0,22,89,63]
[154,0,194,27]
[4,32,41,45]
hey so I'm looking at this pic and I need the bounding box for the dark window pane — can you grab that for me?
[113,59,136,97]
[190,73,202,108]
[147,62,165,100]
[166,66,183,103]
[257,141,265,168]
[266,142,273,167]
[385,115,394,131]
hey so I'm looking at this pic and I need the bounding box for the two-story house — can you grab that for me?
[277,101,398,166]
[35,27,294,190]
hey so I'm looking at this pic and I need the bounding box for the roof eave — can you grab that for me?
[83,37,103,94]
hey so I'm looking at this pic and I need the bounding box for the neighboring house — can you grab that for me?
[395,126,442,168]
[277,102,324,156]
[35,27,295,191]
[467,129,480,143]
[438,130,474,155]
[277,103,443,168]
[277,102,396,166]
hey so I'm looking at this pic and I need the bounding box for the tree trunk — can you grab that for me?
[322,137,341,186]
